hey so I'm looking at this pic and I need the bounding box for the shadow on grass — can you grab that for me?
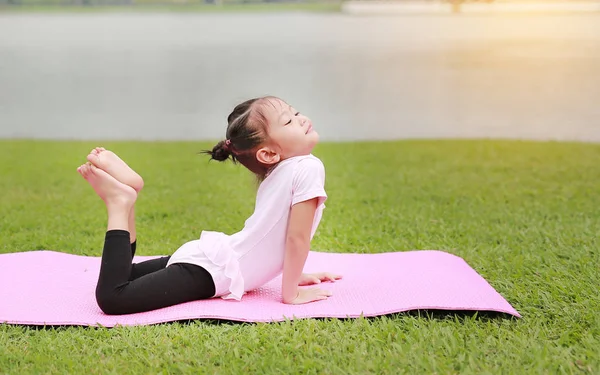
[3,309,518,330]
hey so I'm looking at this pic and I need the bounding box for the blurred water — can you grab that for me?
[0,13,599,142]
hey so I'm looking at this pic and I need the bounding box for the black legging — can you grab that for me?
[95,230,216,315]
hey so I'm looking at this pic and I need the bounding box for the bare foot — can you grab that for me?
[86,148,144,192]
[77,163,137,209]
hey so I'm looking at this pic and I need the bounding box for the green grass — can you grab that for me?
[1,139,599,374]
[0,2,342,13]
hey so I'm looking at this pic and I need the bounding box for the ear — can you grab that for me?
[255,146,281,165]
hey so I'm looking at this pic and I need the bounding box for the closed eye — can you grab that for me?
[284,113,300,126]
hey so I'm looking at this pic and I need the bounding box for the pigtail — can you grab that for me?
[203,140,232,162]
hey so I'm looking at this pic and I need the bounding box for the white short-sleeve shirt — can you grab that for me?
[166,154,327,300]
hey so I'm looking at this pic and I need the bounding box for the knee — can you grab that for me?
[95,289,125,315]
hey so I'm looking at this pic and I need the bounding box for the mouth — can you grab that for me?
[305,124,313,134]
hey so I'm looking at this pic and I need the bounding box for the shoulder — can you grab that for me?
[260,155,324,188]
[291,154,325,188]
[289,155,325,184]
[269,154,324,176]
[291,154,325,172]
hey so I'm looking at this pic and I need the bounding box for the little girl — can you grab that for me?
[77,96,341,315]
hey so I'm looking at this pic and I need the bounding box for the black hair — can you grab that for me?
[203,96,281,181]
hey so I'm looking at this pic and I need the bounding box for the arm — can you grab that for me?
[282,198,319,304]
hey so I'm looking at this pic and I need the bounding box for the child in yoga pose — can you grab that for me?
[78,96,341,315]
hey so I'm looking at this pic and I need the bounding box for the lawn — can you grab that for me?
[1,140,598,374]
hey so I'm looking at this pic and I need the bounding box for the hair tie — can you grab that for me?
[224,139,232,152]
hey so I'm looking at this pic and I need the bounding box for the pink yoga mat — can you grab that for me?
[0,250,520,326]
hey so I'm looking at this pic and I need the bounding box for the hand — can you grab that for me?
[286,287,333,305]
[298,272,343,286]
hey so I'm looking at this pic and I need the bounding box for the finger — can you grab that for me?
[310,293,329,301]
[307,287,324,296]
[299,276,320,286]
[324,273,341,282]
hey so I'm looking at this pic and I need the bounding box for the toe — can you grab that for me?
[87,152,100,165]
[80,164,89,178]
[88,164,101,176]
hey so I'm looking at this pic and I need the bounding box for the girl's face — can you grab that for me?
[262,98,319,160]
